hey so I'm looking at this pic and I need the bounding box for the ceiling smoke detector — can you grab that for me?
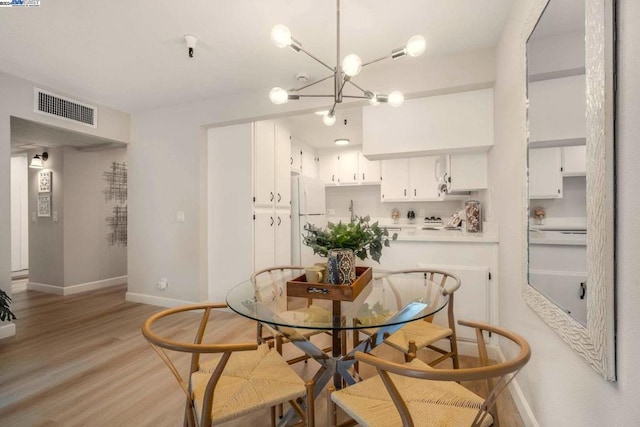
[296,72,310,83]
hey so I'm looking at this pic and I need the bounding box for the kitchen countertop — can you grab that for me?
[529,229,586,246]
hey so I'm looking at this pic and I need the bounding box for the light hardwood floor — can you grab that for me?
[0,285,524,426]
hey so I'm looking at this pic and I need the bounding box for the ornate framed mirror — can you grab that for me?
[523,0,616,380]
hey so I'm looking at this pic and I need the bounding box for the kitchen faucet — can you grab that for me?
[349,199,354,223]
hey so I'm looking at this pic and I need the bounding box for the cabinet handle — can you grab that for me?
[404,189,407,197]
[277,216,282,226]
[277,193,281,203]
[362,173,365,181]
[270,192,274,201]
[580,282,586,299]
[353,173,356,181]
[414,189,417,196]
[290,157,293,165]
[270,217,274,226]
[332,174,335,182]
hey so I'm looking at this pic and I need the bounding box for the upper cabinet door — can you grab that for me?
[274,122,291,209]
[301,147,318,179]
[318,152,339,185]
[449,153,489,191]
[529,147,563,199]
[254,121,275,208]
[381,159,409,202]
[409,157,440,200]
[562,145,587,177]
[337,150,359,184]
[359,152,381,184]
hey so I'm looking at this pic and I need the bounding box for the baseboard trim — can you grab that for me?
[27,276,127,296]
[494,346,539,427]
[12,279,27,293]
[125,292,195,308]
[0,323,16,340]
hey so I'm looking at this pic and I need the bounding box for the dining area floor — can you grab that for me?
[0,284,524,426]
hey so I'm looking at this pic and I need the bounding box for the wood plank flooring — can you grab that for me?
[0,285,524,426]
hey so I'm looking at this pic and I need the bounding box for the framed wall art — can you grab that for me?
[37,195,51,217]
[38,170,51,193]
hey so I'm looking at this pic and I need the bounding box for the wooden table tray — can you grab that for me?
[286,266,372,302]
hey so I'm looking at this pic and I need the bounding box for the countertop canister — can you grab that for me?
[465,200,482,233]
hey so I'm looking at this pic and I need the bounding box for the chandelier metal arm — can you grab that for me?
[297,47,335,72]
[295,94,339,98]
[346,79,369,95]
[342,95,370,99]
[289,74,335,92]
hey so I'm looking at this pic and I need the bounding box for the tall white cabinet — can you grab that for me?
[253,120,292,271]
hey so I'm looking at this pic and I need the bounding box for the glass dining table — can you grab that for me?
[226,268,449,417]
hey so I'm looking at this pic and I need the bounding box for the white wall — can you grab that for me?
[63,147,127,286]
[127,48,496,306]
[492,0,640,425]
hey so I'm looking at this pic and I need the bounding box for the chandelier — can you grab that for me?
[269,0,426,126]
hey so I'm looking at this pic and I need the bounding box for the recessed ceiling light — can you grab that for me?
[335,138,350,146]
[314,110,329,115]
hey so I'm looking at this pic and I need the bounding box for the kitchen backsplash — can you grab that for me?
[325,185,464,223]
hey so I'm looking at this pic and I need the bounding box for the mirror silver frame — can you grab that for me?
[523,0,616,381]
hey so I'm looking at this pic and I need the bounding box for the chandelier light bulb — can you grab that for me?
[269,87,289,104]
[341,53,362,77]
[322,113,337,126]
[388,91,405,107]
[368,93,380,106]
[405,35,426,57]
[271,24,292,48]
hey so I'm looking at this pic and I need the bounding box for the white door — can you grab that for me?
[338,150,359,184]
[275,211,291,265]
[10,155,28,272]
[359,152,381,184]
[381,159,409,202]
[254,210,275,271]
[529,147,563,199]
[254,121,275,208]
[274,122,291,209]
[318,153,339,185]
[409,157,439,200]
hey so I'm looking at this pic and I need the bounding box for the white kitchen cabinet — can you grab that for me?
[253,210,291,271]
[381,156,440,202]
[449,153,489,191]
[318,152,339,185]
[359,152,381,184]
[529,147,563,199]
[528,75,586,144]
[562,145,587,176]
[363,88,494,160]
[290,139,302,174]
[338,150,359,184]
[301,147,318,179]
[254,120,291,209]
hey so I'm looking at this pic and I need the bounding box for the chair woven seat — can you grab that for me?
[384,321,453,353]
[193,345,307,424]
[331,358,492,427]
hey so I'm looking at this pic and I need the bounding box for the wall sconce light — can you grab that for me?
[29,152,48,169]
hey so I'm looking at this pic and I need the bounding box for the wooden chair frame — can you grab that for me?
[386,268,461,367]
[142,303,314,427]
[330,320,531,427]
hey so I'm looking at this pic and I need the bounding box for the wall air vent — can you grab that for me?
[34,88,97,128]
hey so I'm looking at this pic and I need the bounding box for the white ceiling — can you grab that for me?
[0,0,515,114]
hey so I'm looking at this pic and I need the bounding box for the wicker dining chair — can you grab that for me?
[142,303,315,427]
[329,320,531,427]
[252,266,332,365]
[382,269,462,368]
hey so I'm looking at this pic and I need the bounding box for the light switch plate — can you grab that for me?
[176,211,185,222]
[52,211,58,222]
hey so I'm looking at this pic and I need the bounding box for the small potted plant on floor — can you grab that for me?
[0,289,17,322]
[303,215,396,284]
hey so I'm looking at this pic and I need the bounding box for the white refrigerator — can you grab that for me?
[291,176,327,266]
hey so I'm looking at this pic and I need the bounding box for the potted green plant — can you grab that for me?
[0,289,17,322]
[303,215,396,284]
